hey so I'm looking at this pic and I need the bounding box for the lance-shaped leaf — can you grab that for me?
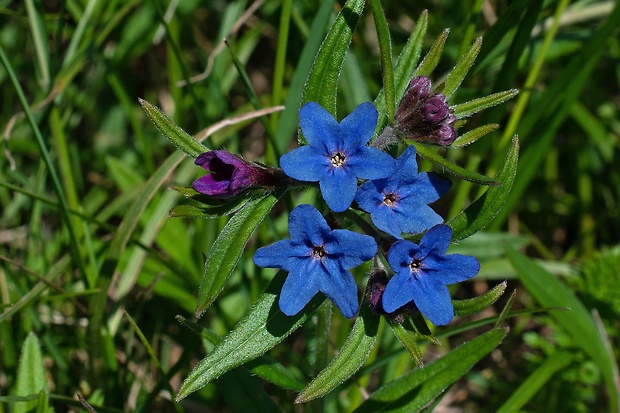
[452,281,507,316]
[295,301,381,403]
[451,123,499,147]
[13,333,47,413]
[195,191,281,317]
[409,141,499,186]
[301,0,365,118]
[447,136,519,242]
[389,322,423,367]
[374,10,428,135]
[139,98,208,158]
[443,37,482,99]
[452,89,519,119]
[176,315,305,391]
[353,328,507,412]
[368,0,394,121]
[177,271,325,401]
[414,29,449,78]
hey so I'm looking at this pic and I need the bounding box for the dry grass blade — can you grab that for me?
[195,105,285,140]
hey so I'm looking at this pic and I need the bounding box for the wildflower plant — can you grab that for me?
[141,2,520,408]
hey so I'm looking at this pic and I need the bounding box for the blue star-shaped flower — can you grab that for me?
[253,204,377,318]
[382,225,480,325]
[354,146,451,238]
[280,102,395,212]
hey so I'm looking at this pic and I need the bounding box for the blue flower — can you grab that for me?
[280,102,395,212]
[382,225,480,325]
[253,204,377,318]
[354,146,451,238]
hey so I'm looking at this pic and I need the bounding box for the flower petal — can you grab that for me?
[319,170,358,212]
[419,225,453,257]
[381,270,416,313]
[287,204,331,246]
[253,240,307,271]
[279,265,321,316]
[398,172,452,203]
[327,229,377,268]
[299,102,340,149]
[280,145,328,182]
[387,240,422,270]
[409,276,454,325]
[340,102,378,148]
[320,259,359,318]
[423,254,480,284]
[192,174,230,196]
[347,146,396,180]
[394,203,444,235]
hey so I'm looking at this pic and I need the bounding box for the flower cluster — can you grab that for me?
[192,98,479,326]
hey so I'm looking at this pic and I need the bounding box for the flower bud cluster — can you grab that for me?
[394,76,457,146]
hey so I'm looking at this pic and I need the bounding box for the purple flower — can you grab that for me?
[382,225,480,325]
[394,76,457,146]
[193,150,283,198]
[280,102,395,212]
[354,146,452,238]
[253,204,377,318]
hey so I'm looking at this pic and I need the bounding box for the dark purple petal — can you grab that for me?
[192,174,231,196]
[436,124,458,145]
[340,102,378,149]
[422,94,450,123]
[299,102,340,149]
[280,145,329,182]
[319,170,358,212]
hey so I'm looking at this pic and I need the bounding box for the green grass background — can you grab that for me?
[0,0,619,412]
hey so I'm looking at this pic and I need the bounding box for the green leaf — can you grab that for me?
[388,322,423,367]
[452,89,518,119]
[451,123,499,147]
[176,315,305,391]
[506,246,620,412]
[368,0,394,121]
[177,271,325,401]
[496,351,573,413]
[168,202,248,219]
[217,368,284,413]
[409,141,500,186]
[414,29,449,78]
[301,0,365,118]
[195,192,281,317]
[447,136,519,242]
[452,281,507,316]
[14,333,47,413]
[139,98,208,158]
[443,37,482,99]
[295,302,381,403]
[374,10,427,135]
[353,328,507,412]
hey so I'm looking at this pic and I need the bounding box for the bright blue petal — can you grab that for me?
[319,170,358,212]
[287,204,330,246]
[409,276,454,325]
[381,270,416,313]
[348,147,395,180]
[355,179,388,208]
[394,146,419,179]
[280,145,328,182]
[279,264,321,316]
[422,254,480,284]
[320,259,359,318]
[371,205,404,238]
[387,240,422,270]
[398,172,452,203]
[394,203,444,235]
[253,240,307,271]
[340,102,378,148]
[419,225,452,257]
[299,102,340,149]
[327,230,376,268]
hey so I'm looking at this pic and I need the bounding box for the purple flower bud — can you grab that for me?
[366,270,388,313]
[397,76,431,112]
[421,94,449,123]
[436,123,458,146]
[192,150,284,198]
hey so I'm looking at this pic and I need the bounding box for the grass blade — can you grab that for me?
[368,0,394,121]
